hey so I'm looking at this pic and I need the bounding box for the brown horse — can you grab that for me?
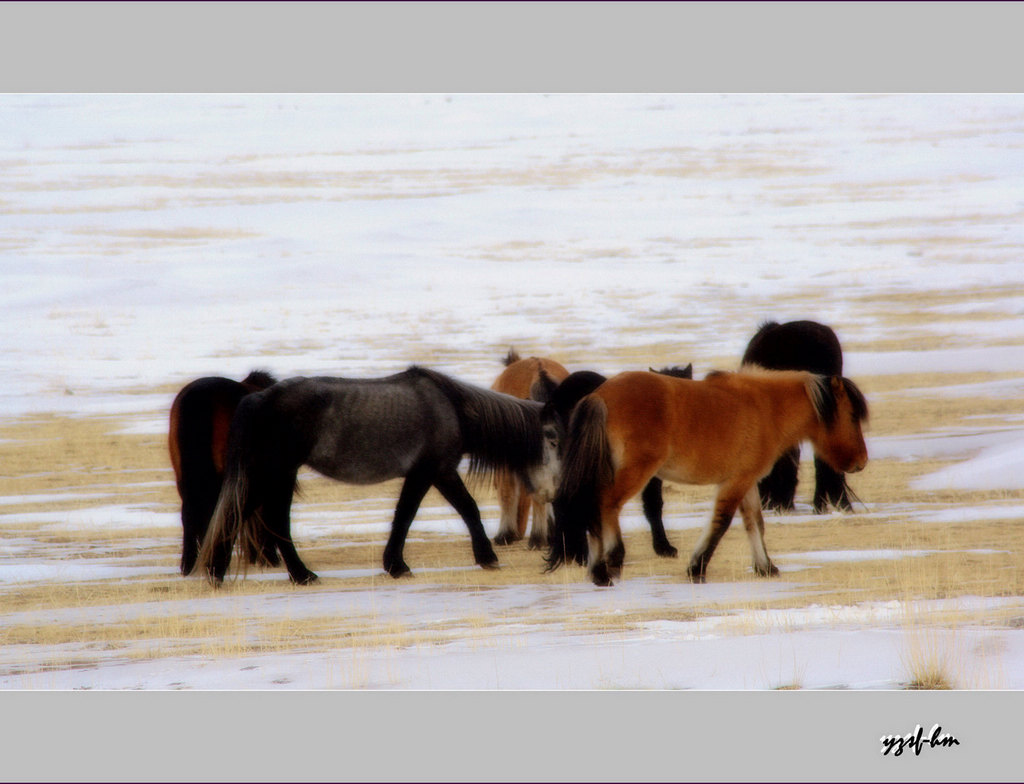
[546,367,868,586]
[491,349,569,548]
[169,370,277,575]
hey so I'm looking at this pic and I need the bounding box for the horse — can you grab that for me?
[491,349,569,549]
[546,367,868,586]
[544,364,693,558]
[168,370,277,576]
[741,320,855,512]
[193,366,562,584]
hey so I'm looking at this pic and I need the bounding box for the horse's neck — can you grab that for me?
[769,376,822,447]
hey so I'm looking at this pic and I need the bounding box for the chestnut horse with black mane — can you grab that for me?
[169,370,277,576]
[742,320,855,512]
[543,364,693,558]
[491,349,569,548]
[546,367,868,586]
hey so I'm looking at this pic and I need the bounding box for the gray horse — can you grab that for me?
[194,366,561,584]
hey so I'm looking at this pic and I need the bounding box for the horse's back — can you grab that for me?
[596,369,812,486]
[492,355,570,398]
[267,373,463,483]
[742,320,842,375]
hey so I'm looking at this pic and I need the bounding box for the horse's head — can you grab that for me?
[810,375,869,474]
[542,370,608,450]
[524,406,563,503]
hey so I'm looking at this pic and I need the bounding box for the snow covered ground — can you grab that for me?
[1,92,1023,778]
[3,91,1024,677]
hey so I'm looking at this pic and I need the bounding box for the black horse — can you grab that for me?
[169,370,278,576]
[194,367,562,584]
[542,363,693,557]
[741,320,854,512]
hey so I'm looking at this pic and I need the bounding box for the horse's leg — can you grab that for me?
[179,462,224,575]
[209,536,232,585]
[264,473,317,585]
[179,492,208,576]
[493,469,522,545]
[382,468,435,578]
[739,486,778,577]
[590,461,656,586]
[516,485,531,539]
[434,469,500,570]
[758,447,799,512]
[813,457,851,513]
[687,485,745,583]
[527,498,549,550]
[640,477,678,558]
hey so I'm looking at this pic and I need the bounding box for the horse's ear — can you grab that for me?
[504,348,521,367]
[530,368,560,404]
[681,363,693,379]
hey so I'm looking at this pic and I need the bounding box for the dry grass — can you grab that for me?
[1,285,1023,689]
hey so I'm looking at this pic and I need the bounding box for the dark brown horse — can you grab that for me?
[547,367,868,586]
[168,370,277,575]
[491,349,570,548]
[742,320,855,512]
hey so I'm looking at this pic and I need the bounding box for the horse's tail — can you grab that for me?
[169,385,219,500]
[172,378,255,576]
[193,395,280,579]
[412,366,544,483]
[546,395,613,571]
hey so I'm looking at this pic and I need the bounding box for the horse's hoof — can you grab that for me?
[493,531,520,546]
[654,543,678,558]
[476,549,501,569]
[757,563,780,578]
[291,571,319,585]
[591,562,614,587]
[527,536,545,551]
[386,562,413,578]
[686,567,706,584]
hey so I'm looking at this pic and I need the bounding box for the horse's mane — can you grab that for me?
[408,366,544,480]
[807,375,869,425]
[651,364,693,379]
[547,370,607,428]
[242,369,278,390]
[719,366,869,427]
